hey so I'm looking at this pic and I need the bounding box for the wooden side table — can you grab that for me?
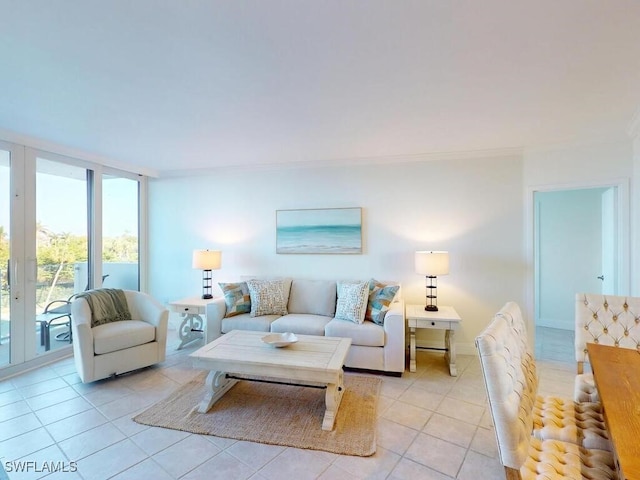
[169,296,218,350]
[405,304,462,376]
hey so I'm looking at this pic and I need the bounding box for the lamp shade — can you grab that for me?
[192,250,222,270]
[415,251,449,276]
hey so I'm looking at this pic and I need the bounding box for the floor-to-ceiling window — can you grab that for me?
[0,142,146,376]
[102,173,140,290]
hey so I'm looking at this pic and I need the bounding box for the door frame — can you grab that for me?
[525,178,630,347]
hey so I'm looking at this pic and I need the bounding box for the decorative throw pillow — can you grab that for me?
[335,280,370,324]
[366,279,400,325]
[246,279,289,317]
[219,282,251,318]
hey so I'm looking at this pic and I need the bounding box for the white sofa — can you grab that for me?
[71,290,169,383]
[206,278,406,375]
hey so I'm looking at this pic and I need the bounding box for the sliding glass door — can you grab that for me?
[0,142,146,376]
[0,148,11,367]
[35,157,89,355]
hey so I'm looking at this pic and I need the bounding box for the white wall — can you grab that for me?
[524,140,633,187]
[523,139,634,336]
[148,154,525,355]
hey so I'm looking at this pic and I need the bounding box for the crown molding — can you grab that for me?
[0,127,159,177]
[160,146,524,178]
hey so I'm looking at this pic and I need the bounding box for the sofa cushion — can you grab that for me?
[93,320,155,355]
[270,314,332,336]
[246,279,289,317]
[287,279,337,316]
[325,319,385,347]
[335,280,369,324]
[366,279,400,325]
[221,313,279,334]
[219,282,251,317]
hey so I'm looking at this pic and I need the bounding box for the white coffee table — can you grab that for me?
[190,330,352,431]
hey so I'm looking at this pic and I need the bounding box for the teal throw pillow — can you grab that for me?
[366,279,399,325]
[219,282,251,318]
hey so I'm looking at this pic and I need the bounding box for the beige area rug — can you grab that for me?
[133,372,381,456]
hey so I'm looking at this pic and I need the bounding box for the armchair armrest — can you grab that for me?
[70,297,95,383]
[383,299,406,373]
[205,297,227,342]
[127,291,167,328]
[125,291,169,356]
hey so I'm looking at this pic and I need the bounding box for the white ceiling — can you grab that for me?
[1,1,640,176]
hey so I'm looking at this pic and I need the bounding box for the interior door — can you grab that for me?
[535,187,618,331]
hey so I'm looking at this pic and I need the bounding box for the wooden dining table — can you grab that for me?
[587,343,640,480]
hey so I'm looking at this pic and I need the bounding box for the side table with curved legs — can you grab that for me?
[169,296,218,350]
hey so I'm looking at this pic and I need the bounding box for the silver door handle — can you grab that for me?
[597,275,604,281]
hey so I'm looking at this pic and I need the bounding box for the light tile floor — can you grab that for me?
[0,326,575,480]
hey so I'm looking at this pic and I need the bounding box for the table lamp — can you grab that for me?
[192,249,222,299]
[415,251,449,311]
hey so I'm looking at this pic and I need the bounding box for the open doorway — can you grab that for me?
[533,185,623,363]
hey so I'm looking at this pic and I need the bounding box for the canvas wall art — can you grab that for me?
[276,207,362,254]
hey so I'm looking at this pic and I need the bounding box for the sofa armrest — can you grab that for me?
[205,297,227,342]
[383,299,406,373]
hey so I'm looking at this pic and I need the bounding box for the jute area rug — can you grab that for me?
[133,372,381,457]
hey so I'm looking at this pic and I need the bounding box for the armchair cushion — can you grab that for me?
[93,320,156,355]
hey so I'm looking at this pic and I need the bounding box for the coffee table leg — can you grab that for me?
[198,370,238,413]
[322,370,345,431]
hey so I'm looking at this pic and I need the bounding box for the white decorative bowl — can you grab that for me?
[261,332,298,348]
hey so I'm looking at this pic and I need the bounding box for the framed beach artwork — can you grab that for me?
[276,207,362,254]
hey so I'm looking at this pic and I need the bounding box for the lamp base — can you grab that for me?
[202,294,213,300]
[425,305,439,312]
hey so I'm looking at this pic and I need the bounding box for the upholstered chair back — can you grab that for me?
[476,314,538,470]
[575,293,640,373]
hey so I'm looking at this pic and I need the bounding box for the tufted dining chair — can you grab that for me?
[574,293,640,403]
[494,302,611,451]
[476,311,617,479]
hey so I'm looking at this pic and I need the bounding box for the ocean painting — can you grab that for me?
[276,208,362,254]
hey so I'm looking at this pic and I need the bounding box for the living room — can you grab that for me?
[1,2,640,479]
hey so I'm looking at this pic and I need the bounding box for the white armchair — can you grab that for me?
[71,290,169,383]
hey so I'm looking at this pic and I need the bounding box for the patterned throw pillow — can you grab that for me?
[366,279,399,325]
[246,279,289,317]
[219,282,251,318]
[335,280,370,324]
